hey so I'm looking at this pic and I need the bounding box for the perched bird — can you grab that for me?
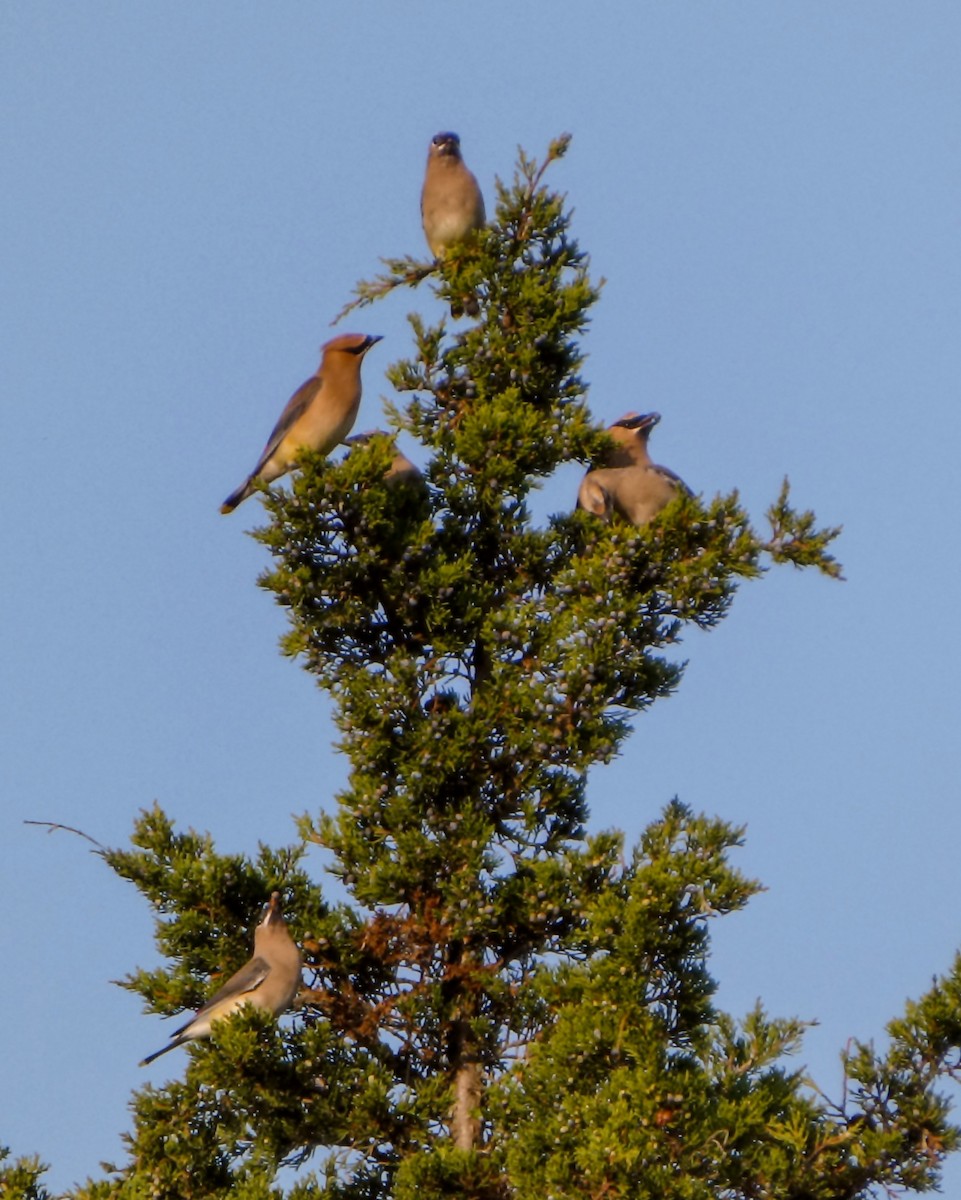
[220,333,382,514]
[577,412,689,527]
[344,431,423,488]
[421,131,485,316]
[139,892,302,1067]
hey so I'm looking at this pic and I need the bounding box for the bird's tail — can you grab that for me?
[139,1036,185,1067]
[220,478,254,515]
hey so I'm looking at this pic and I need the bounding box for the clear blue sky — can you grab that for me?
[3,2,960,1191]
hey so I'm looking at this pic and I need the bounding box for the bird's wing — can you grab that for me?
[190,955,271,1019]
[577,473,611,517]
[252,375,323,474]
[650,464,691,495]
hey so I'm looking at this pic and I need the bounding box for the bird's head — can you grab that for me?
[608,411,661,449]
[321,333,383,360]
[601,412,661,467]
[612,411,661,439]
[344,430,383,446]
[429,131,462,160]
[260,892,287,928]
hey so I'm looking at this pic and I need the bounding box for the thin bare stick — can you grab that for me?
[24,819,105,851]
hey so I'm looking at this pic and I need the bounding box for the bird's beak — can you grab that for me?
[624,411,660,432]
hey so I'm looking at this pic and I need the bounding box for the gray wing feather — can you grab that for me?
[651,464,691,495]
[251,374,322,474]
[188,955,271,1021]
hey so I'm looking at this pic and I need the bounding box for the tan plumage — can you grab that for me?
[421,131,485,256]
[344,431,423,488]
[221,333,382,514]
[421,131,485,317]
[140,893,302,1067]
[577,412,689,527]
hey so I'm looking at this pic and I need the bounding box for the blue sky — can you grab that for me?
[3,2,961,1190]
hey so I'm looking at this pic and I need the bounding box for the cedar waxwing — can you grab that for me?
[344,431,423,488]
[220,333,382,514]
[139,892,302,1067]
[577,412,689,527]
[421,131,486,317]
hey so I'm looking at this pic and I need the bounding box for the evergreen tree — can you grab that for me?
[13,137,961,1200]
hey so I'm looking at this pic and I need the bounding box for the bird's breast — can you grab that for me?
[282,389,362,460]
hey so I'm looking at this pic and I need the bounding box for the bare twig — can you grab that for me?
[24,819,105,851]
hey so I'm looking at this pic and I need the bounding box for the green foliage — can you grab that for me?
[30,136,961,1200]
[0,1147,54,1200]
[764,478,844,578]
[495,811,961,1199]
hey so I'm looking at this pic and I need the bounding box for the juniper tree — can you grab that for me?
[18,137,961,1200]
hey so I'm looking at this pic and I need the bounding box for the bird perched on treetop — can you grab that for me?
[139,892,302,1067]
[421,131,486,317]
[220,333,382,514]
[577,412,690,527]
